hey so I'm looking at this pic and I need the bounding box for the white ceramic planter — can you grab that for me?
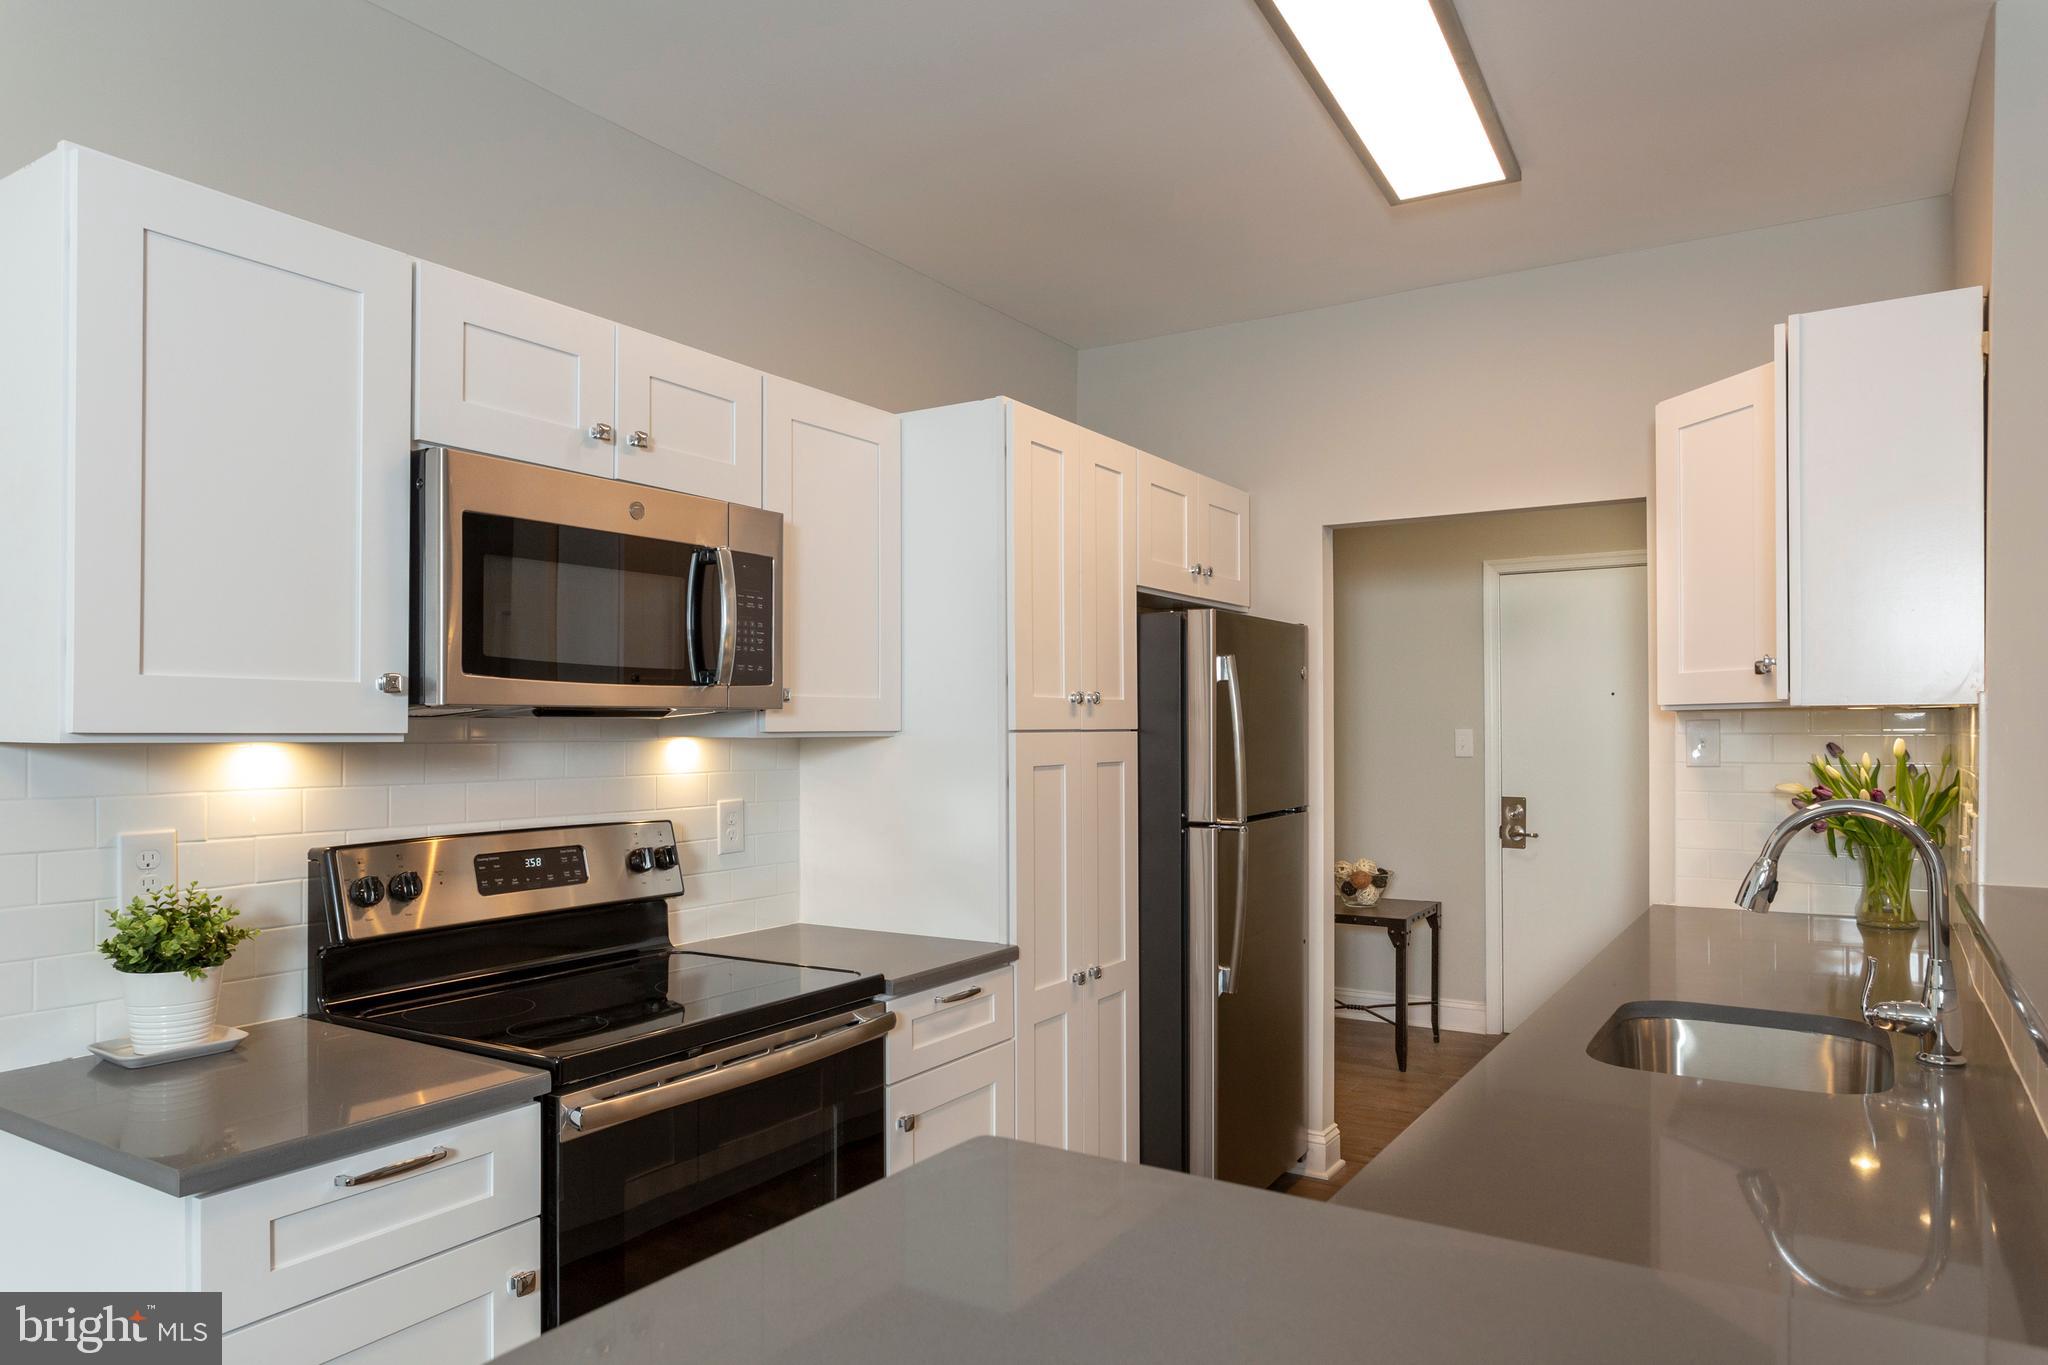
[122,967,222,1054]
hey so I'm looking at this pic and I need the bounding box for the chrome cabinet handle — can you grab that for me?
[1754,655,1777,675]
[588,421,615,443]
[375,672,405,695]
[627,430,651,449]
[934,985,983,1006]
[897,1114,917,1133]
[335,1145,450,1188]
[508,1270,539,1298]
[1067,691,1085,705]
[1085,690,1103,706]
[1070,970,1088,987]
[1088,964,1103,981]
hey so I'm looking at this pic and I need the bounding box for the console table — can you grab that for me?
[1334,897,1442,1072]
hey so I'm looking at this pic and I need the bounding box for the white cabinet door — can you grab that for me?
[1137,451,1202,594]
[1082,732,1139,1162]
[415,262,616,478]
[761,376,902,734]
[67,149,412,736]
[885,1041,1016,1174]
[1011,731,1088,1151]
[615,325,763,505]
[1009,404,1089,729]
[1078,434,1140,729]
[221,1219,540,1365]
[1786,287,1984,706]
[1653,361,1785,708]
[1197,476,1251,608]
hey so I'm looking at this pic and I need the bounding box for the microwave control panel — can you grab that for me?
[730,551,775,687]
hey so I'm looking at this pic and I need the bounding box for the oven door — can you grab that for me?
[545,1005,891,1327]
[418,445,753,712]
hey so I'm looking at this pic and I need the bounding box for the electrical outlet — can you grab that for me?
[1685,719,1723,768]
[118,829,179,904]
[1453,728,1475,758]
[716,798,746,856]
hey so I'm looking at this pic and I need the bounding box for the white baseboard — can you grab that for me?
[1290,1123,1344,1180]
[1333,987,1492,1036]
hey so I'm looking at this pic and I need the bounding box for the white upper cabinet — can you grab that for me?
[616,326,764,505]
[761,376,902,734]
[1137,453,1251,609]
[1009,404,1137,730]
[1654,362,1785,707]
[0,145,412,740]
[414,263,617,478]
[1654,287,1984,709]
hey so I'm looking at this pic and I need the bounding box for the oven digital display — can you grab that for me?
[474,845,589,896]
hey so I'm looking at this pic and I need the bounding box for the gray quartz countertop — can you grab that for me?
[0,1016,549,1196]
[690,923,1015,997]
[502,1136,2048,1365]
[1336,904,2048,1349]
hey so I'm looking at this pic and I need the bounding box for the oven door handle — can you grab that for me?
[560,1008,894,1139]
[685,546,714,686]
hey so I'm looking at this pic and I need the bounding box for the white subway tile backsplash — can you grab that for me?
[0,721,801,1071]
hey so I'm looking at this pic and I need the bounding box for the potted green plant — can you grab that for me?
[98,884,258,1053]
[1777,739,1961,931]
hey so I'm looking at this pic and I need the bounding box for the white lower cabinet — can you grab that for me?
[222,1220,540,1365]
[886,1040,1017,1174]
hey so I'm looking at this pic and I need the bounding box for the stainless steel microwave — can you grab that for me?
[413,447,783,716]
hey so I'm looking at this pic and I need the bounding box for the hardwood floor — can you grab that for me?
[1273,1017,1502,1202]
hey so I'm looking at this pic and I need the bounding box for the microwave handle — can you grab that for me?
[715,546,738,687]
[684,547,714,686]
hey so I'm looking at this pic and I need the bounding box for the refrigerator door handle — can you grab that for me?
[1217,653,1249,825]
[1217,822,1249,996]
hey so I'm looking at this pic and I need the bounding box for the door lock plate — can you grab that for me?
[1500,796,1529,849]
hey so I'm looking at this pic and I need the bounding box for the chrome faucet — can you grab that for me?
[1735,798,1964,1068]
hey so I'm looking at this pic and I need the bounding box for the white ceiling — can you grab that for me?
[371,0,1993,348]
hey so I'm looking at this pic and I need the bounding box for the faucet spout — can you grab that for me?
[1735,798,1963,1069]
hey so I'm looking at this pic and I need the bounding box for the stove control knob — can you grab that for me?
[652,844,679,870]
[387,870,423,904]
[347,875,385,909]
[626,848,657,874]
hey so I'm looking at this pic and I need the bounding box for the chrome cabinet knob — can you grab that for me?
[589,422,615,443]
[896,1114,917,1133]
[508,1269,538,1298]
[1189,562,1203,577]
[1085,690,1103,706]
[627,429,651,449]
[1203,565,1214,579]
[1754,655,1777,675]
[1067,691,1085,705]
[1088,964,1103,981]
[1070,970,1088,987]
[375,672,405,695]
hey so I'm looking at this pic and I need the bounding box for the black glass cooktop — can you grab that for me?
[347,950,881,1085]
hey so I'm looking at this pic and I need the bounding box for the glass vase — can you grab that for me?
[1855,840,1919,932]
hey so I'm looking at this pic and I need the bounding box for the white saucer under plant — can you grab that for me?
[97,883,259,1054]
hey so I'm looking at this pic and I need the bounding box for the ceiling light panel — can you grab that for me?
[1260,0,1520,204]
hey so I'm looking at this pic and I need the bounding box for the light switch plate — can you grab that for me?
[1685,719,1723,768]
[716,799,746,855]
[1453,728,1475,759]
[118,828,179,904]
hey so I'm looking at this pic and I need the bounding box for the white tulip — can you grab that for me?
[1894,737,1908,759]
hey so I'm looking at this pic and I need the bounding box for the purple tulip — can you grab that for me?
[1810,820,1827,834]
[1826,741,1846,759]
[1791,796,1809,809]
[1869,788,1886,803]
[1812,785,1834,801]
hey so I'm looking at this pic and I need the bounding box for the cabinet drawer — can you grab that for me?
[885,1041,1015,1175]
[885,967,1014,1083]
[200,1105,540,1331]
[223,1219,540,1365]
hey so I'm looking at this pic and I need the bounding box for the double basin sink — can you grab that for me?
[1587,1000,1895,1095]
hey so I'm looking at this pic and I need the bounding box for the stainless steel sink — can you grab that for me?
[1586,1001,1896,1095]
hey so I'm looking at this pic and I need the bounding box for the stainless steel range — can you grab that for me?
[305,820,890,1328]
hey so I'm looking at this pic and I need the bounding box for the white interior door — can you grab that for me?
[1500,566,1648,1031]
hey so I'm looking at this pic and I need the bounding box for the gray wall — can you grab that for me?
[1331,503,1646,1008]
[0,0,1074,418]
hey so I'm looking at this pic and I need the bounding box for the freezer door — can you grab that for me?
[1212,809,1307,1188]
[1194,612,1308,820]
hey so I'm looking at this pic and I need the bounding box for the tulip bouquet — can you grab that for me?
[1776,738,1961,930]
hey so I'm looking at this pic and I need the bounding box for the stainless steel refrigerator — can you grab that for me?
[1139,608,1308,1187]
